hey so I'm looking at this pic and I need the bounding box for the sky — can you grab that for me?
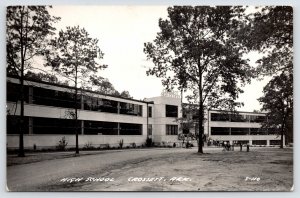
[47,5,271,112]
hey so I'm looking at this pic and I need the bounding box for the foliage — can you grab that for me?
[6,6,60,75]
[46,26,107,154]
[56,136,68,151]
[241,6,293,147]
[144,6,253,153]
[130,142,136,148]
[46,26,107,87]
[91,76,132,98]
[239,6,293,75]
[24,71,69,86]
[258,72,293,147]
[118,90,132,99]
[119,139,124,149]
[6,6,60,157]
[146,137,153,147]
[83,141,95,150]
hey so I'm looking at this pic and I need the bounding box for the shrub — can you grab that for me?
[56,136,68,151]
[119,139,124,149]
[33,144,37,151]
[130,142,136,148]
[83,141,94,150]
[146,137,153,147]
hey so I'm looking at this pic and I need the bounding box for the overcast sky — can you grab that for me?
[47,5,271,112]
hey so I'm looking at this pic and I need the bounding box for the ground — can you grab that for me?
[7,147,293,192]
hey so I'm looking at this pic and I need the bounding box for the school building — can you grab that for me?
[6,76,283,150]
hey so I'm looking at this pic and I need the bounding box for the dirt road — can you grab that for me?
[7,147,293,191]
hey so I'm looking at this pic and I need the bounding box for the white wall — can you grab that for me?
[7,134,147,149]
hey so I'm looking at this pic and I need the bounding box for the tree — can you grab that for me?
[46,26,107,154]
[239,6,293,75]
[25,71,58,83]
[119,91,132,99]
[24,71,70,86]
[95,78,119,95]
[144,6,252,153]
[258,72,293,148]
[240,6,293,146]
[6,6,60,157]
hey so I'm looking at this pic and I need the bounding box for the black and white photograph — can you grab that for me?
[5,4,293,192]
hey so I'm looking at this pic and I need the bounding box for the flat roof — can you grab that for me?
[182,103,266,115]
[7,75,154,104]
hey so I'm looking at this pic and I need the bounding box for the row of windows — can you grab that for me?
[7,82,144,116]
[211,127,277,136]
[7,116,143,135]
[210,113,266,123]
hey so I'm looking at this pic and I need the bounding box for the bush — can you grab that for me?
[119,139,124,149]
[83,142,94,150]
[56,136,68,151]
[146,137,153,147]
[130,142,136,148]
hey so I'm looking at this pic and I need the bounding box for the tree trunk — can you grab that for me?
[18,74,25,157]
[198,81,203,153]
[75,68,79,154]
[18,7,25,157]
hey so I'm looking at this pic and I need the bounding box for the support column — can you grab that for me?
[267,140,270,146]
[249,140,252,146]
[81,120,84,135]
[117,102,120,114]
[117,123,120,135]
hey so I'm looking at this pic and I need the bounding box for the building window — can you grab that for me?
[231,128,249,135]
[32,87,78,109]
[148,106,152,117]
[84,96,118,113]
[249,115,266,123]
[250,128,268,135]
[166,125,178,135]
[236,140,249,145]
[166,105,178,117]
[119,123,142,135]
[211,113,230,121]
[120,102,143,116]
[7,115,29,134]
[252,140,267,145]
[211,127,230,135]
[270,140,281,145]
[7,82,29,103]
[231,114,248,122]
[32,117,79,134]
[84,120,118,135]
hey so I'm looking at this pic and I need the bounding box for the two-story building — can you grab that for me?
[6,76,283,150]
